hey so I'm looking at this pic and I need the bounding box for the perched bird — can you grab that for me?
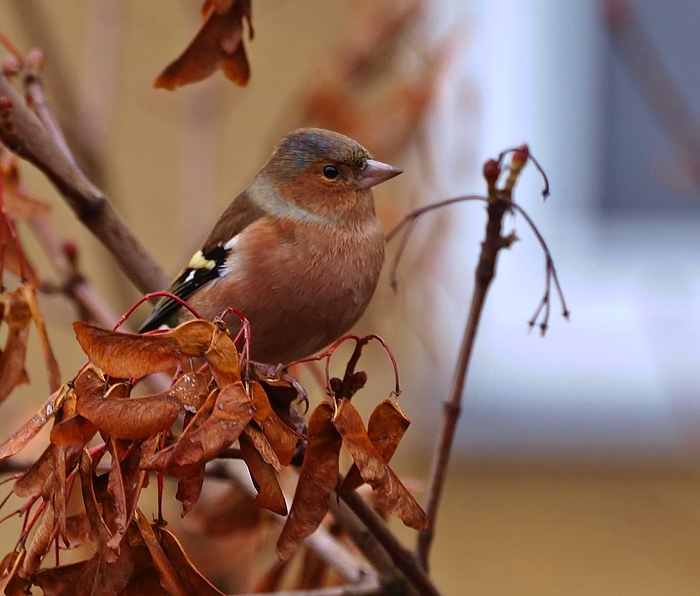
[139,128,402,365]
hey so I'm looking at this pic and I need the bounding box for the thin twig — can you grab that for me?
[414,159,523,570]
[0,73,169,294]
[339,488,440,596]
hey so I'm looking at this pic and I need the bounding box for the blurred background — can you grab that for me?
[2,0,700,594]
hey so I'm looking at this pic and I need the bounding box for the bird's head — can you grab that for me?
[262,128,402,221]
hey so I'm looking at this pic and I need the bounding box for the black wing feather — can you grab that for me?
[138,245,228,332]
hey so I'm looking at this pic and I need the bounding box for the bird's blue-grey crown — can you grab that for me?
[273,128,371,173]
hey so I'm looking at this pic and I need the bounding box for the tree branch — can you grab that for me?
[338,488,441,596]
[0,72,169,294]
[414,154,527,569]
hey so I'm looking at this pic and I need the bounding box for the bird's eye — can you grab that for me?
[322,165,340,180]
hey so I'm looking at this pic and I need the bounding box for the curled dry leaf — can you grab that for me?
[243,423,281,471]
[332,398,427,530]
[142,389,219,475]
[342,398,410,491]
[0,287,32,404]
[176,467,205,517]
[169,381,253,472]
[31,560,86,596]
[239,431,287,516]
[159,525,226,596]
[58,538,133,596]
[0,386,66,460]
[79,449,117,561]
[250,381,299,466]
[276,402,342,561]
[205,326,241,387]
[0,221,39,286]
[107,440,128,551]
[134,512,188,596]
[50,414,97,447]
[155,0,253,90]
[13,444,79,500]
[21,500,55,578]
[1,156,52,221]
[72,319,216,379]
[23,285,62,392]
[170,372,209,412]
[76,389,181,441]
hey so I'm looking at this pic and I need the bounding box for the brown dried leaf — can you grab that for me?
[243,423,281,471]
[134,512,188,596]
[119,537,170,596]
[0,288,32,404]
[72,319,215,378]
[106,440,128,551]
[77,390,181,441]
[73,365,107,400]
[169,381,253,473]
[53,539,133,596]
[170,372,209,412]
[205,326,241,387]
[21,500,55,578]
[13,444,78,500]
[342,398,410,491]
[24,285,62,392]
[50,414,98,447]
[333,399,427,530]
[12,445,56,498]
[32,560,85,596]
[250,381,299,466]
[0,386,66,460]
[121,436,158,518]
[1,157,51,220]
[159,525,227,596]
[79,449,117,561]
[155,0,253,90]
[141,389,219,475]
[276,402,341,561]
[54,445,68,538]
[0,221,39,286]
[239,431,287,515]
[176,466,205,516]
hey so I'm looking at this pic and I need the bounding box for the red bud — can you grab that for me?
[0,97,13,111]
[510,145,529,166]
[483,159,500,183]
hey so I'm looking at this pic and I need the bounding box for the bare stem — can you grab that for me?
[414,195,511,569]
[339,487,442,596]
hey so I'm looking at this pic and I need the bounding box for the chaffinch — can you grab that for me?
[139,128,402,365]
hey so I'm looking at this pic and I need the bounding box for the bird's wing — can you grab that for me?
[138,190,266,332]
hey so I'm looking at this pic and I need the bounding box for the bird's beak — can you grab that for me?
[357,159,403,189]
